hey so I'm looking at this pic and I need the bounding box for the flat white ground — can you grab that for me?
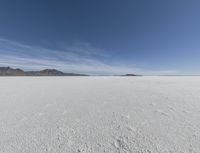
[0,76,200,153]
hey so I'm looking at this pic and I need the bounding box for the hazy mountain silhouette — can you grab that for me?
[123,74,142,76]
[0,67,88,76]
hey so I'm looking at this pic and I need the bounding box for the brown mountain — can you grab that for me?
[0,67,88,76]
[0,67,27,76]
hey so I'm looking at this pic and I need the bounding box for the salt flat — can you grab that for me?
[0,76,200,153]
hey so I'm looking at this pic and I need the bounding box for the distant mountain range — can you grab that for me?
[123,74,142,76]
[0,67,88,76]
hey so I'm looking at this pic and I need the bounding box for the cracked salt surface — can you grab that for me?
[1,76,200,152]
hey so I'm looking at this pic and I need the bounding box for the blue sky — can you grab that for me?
[0,0,200,75]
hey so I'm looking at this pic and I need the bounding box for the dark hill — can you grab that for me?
[0,67,26,76]
[0,67,88,76]
[123,74,142,76]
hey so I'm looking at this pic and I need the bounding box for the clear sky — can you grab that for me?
[0,0,200,75]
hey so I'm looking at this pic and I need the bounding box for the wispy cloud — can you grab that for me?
[0,38,176,75]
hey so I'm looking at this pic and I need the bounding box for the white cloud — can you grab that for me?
[0,38,177,75]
